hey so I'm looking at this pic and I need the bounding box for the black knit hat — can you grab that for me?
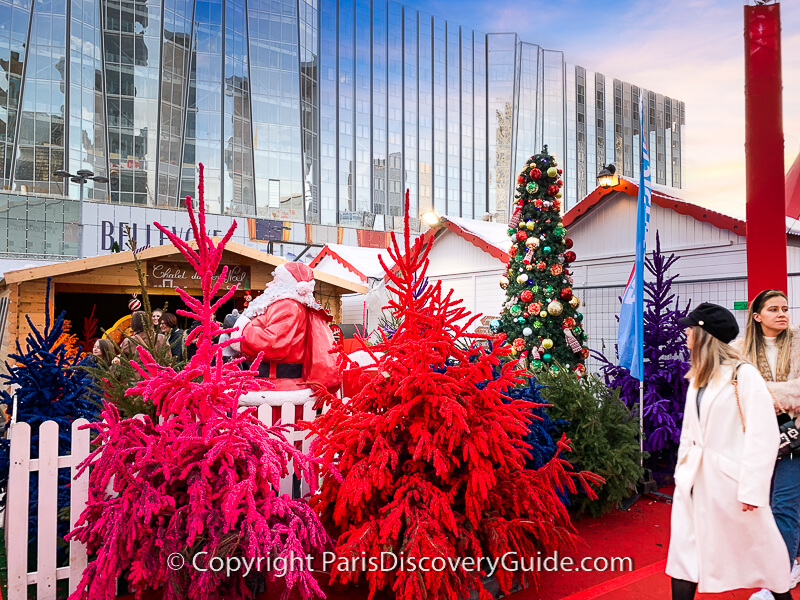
[678,302,739,344]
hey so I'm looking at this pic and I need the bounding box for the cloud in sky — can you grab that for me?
[400,0,800,218]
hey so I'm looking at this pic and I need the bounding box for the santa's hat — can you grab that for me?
[242,262,320,319]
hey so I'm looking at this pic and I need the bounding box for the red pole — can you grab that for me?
[744,2,787,299]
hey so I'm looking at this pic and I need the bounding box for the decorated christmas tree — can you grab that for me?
[306,192,602,600]
[598,232,690,469]
[496,146,588,376]
[66,166,328,600]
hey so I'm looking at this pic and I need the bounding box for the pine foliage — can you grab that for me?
[536,368,644,518]
[66,166,329,600]
[306,192,602,600]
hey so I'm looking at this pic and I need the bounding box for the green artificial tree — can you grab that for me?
[496,146,588,376]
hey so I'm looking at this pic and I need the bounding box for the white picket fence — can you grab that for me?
[3,400,321,600]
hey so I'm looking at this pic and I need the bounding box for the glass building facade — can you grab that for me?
[0,0,685,245]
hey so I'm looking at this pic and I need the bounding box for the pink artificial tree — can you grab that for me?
[67,165,329,600]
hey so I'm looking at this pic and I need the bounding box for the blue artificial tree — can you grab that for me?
[597,232,690,473]
[0,279,100,543]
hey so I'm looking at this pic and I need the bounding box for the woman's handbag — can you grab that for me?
[777,413,800,457]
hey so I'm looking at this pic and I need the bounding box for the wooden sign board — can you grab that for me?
[147,261,251,289]
[474,315,499,335]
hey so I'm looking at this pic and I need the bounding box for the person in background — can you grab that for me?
[120,311,165,357]
[151,308,163,329]
[85,338,116,368]
[159,312,186,361]
[218,309,241,363]
[666,303,791,600]
[732,290,800,600]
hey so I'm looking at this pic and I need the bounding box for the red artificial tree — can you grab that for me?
[67,166,328,600]
[306,192,602,600]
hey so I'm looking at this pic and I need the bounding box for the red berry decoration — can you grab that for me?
[557,180,563,187]
[509,246,517,257]
[530,167,541,180]
[552,199,561,211]
[537,261,547,271]
[534,199,544,209]
[558,168,563,175]
[547,184,559,196]
[564,238,574,249]
[520,290,533,302]
[564,251,577,262]
[560,288,573,301]
[574,364,586,376]
[581,347,590,359]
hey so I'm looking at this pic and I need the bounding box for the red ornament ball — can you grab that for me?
[517,175,525,184]
[562,317,576,329]
[513,337,526,351]
[564,238,574,249]
[574,364,586,376]
[557,180,563,187]
[509,246,517,257]
[581,347,590,359]
[550,264,563,276]
[128,297,141,311]
[520,290,533,302]
[547,184,559,196]
[564,251,577,262]
[558,168,563,175]
[529,302,541,314]
[530,167,541,180]
[560,288,573,301]
[537,261,547,271]
[553,199,561,211]
[534,199,544,209]
[516,230,528,241]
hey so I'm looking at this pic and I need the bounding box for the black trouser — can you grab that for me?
[671,578,793,600]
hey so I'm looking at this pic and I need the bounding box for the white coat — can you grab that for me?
[665,363,789,593]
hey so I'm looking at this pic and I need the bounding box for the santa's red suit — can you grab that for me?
[231,262,340,407]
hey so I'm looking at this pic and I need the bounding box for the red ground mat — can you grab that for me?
[510,492,792,600]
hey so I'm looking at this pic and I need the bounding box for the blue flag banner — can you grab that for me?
[618,93,652,381]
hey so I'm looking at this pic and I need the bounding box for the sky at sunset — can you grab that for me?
[400,0,800,218]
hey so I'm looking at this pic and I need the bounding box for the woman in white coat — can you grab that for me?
[666,303,792,600]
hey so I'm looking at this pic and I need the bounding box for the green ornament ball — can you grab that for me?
[573,326,583,336]
[576,312,583,321]
[531,285,540,294]
[554,227,565,237]
[510,305,522,316]
[515,254,524,262]
[533,321,542,329]
[526,182,538,193]
[545,285,554,295]
[532,360,543,370]
[550,365,560,374]
[543,246,552,254]
[508,228,516,236]
[542,353,553,362]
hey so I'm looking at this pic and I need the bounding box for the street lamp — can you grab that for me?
[597,164,619,189]
[421,211,442,228]
[53,169,109,259]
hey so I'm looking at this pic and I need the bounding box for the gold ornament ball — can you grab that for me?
[500,276,509,289]
[569,296,581,308]
[547,300,564,316]
[526,265,533,271]
[542,338,554,350]
[526,220,535,230]
[547,166,558,178]
[539,310,548,318]
[556,192,563,199]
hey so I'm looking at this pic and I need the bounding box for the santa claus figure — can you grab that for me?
[231,262,340,407]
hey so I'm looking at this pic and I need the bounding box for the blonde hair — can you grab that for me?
[686,326,744,388]
[741,289,791,380]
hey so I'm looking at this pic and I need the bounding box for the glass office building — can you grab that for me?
[0,0,685,238]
